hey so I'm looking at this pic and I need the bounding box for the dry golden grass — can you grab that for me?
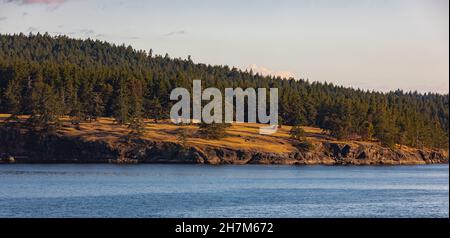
[54,119,297,152]
[1,114,300,152]
[4,114,438,154]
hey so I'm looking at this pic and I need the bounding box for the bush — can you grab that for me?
[289,125,313,151]
[289,125,306,141]
[198,122,231,140]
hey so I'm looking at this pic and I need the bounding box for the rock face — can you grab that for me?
[0,127,448,165]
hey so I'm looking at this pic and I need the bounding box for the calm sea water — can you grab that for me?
[0,164,448,218]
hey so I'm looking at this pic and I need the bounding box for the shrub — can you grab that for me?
[198,122,231,140]
[289,125,306,141]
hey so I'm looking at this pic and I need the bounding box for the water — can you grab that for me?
[0,164,448,218]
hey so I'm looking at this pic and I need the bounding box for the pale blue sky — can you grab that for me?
[0,0,448,93]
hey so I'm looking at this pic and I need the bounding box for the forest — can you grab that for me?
[0,33,448,149]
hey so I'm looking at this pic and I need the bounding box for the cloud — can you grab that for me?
[246,64,297,79]
[3,0,66,9]
[5,0,66,5]
[0,16,7,21]
[165,30,186,36]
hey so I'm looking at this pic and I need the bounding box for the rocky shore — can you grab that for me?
[0,126,448,165]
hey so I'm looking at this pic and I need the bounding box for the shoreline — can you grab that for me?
[1,161,448,166]
[1,124,448,166]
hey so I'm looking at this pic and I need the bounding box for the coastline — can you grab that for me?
[1,123,448,166]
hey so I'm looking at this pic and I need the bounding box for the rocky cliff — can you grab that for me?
[0,126,447,165]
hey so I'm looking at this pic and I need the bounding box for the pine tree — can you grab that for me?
[128,79,145,135]
[86,92,103,122]
[4,78,21,121]
[27,76,62,132]
[373,107,396,149]
[144,98,164,123]
[361,121,374,140]
[113,81,129,125]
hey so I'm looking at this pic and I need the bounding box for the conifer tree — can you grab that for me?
[144,98,164,123]
[86,92,104,122]
[27,75,62,132]
[113,81,129,125]
[128,79,145,135]
[4,78,21,121]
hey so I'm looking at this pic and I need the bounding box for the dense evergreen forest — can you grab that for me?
[0,33,448,149]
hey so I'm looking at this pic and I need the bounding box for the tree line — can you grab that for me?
[0,33,448,149]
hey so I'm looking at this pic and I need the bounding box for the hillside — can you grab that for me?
[0,115,447,165]
[0,33,448,150]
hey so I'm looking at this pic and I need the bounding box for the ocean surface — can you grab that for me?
[0,164,448,218]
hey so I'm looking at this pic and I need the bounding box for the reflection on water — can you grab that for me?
[0,164,448,218]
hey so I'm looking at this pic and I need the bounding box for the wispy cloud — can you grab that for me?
[0,16,7,21]
[5,0,66,5]
[247,64,297,79]
[3,0,67,9]
[165,30,186,36]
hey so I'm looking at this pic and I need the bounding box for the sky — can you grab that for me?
[0,0,448,93]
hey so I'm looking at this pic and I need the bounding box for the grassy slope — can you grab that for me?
[2,113,423,155]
